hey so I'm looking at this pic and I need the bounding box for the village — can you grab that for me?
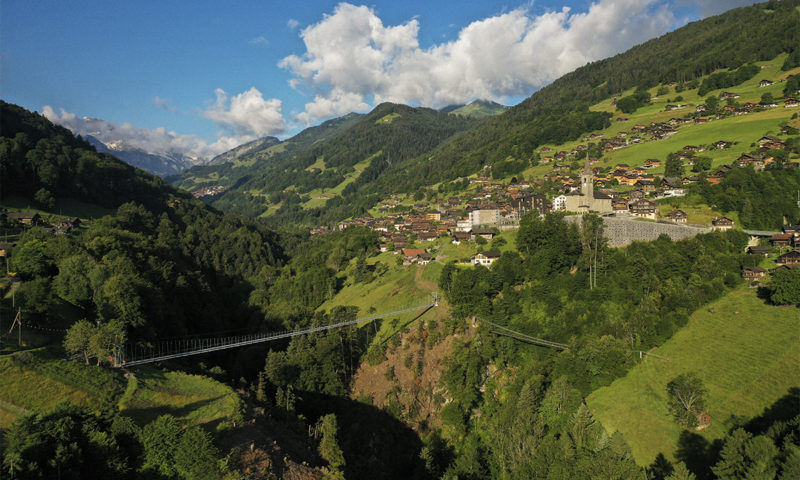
[307,90,800,281]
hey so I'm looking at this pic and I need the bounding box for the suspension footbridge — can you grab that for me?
[112,297,438,367]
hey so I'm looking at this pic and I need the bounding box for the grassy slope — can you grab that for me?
[318,251,449,345]
[586,287,800,466]
[0,195,114,220]
[300,154,377,210]
[0,347,240,430]
[118,367,241,428]
[516,56,800,183]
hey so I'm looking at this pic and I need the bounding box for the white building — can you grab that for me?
[469,209,500,227]
[456,219,473,232]
[553,195,567,211]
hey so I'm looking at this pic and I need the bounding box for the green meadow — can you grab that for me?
[586,287,800,466]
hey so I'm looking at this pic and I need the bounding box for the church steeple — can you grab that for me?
[581,152,593,200]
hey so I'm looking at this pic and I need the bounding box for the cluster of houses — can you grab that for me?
[742,225,800,286]
[0,212,83,268]
[0,211,81,235]
[192,185,229,198]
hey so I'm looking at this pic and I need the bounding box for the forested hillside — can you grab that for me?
[0,102,285,342]
[170,111,365,194]
[206,103,479,223]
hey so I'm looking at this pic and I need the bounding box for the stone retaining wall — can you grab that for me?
[567,215,712,247]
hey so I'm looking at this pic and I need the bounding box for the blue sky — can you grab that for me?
[1,0,757,160]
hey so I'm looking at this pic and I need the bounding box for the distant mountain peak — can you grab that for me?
[441,99,508,117]
[86,135,203,176]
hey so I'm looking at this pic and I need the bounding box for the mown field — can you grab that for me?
[0,346,242,431]
[586,287,800,466]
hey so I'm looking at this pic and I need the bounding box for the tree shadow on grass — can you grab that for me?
[120,395,226,427]
[744,387,800,435]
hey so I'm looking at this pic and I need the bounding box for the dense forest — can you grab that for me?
[425,214,758,478]
[0,101,285,342]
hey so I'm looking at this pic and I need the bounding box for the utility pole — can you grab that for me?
[8,308,22,346]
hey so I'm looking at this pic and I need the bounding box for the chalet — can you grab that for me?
[629,199,657,219]
[451,231,471,245]
[55,217,81,235]
[540,146,553,152]
[635,180,656,193]
[471,228,496,241]
[711,216,734,231]
[785,97,800,108]
[771,233,793,247]
[707,171,726,184]
[683,145,702,152]
[402,248,428,264]
[553,163,571,172]
[737,154,765,171]
[720,92,739,100]
[776,250,800,266]
[665,210,688,223]
[682,176,699,185]
[644,159,661,169]
[747,246,771,256]
[695,104,708,113]
[629,189,646,201]
[742,266,767,280]
[665,104,680,111]
[783,225,800,234]
[8,212,41,226]
[713,140,732,150]
[612,198,629,214]
[417,253,433,265]
[472,251,501,267]
[758,136,785,150]
[759,79,773,87]
[743,102,759,111]
[417,231,439,243]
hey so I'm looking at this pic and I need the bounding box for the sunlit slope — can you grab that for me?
[586,287,800,466]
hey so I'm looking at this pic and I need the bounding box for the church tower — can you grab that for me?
[581,152,594,201]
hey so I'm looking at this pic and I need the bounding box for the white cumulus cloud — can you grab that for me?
[203,87,286,137]
[280,0,744,125]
